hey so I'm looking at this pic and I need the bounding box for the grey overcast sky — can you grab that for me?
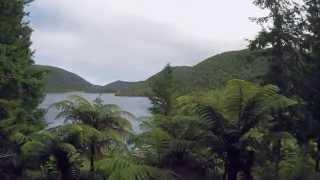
[28,0,265,85]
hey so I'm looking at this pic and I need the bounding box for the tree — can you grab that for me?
[303,0,320,57]
[197,79,296,180]
[139,91,220,179]
[250,0,305,95]
[53,95,132,173]
[250,116,299,179]
[96,155,176,180]
[0,0,45,111]
[0,0,45,178]
[301,0,320,125]
[21,125,89,180]
[148,64,176,116]
[300,0,320,172]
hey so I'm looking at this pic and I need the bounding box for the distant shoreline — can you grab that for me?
[44,91,148,98]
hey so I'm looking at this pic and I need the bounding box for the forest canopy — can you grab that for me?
[1,0,320,180]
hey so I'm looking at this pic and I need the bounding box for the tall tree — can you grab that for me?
[300,0,320,172]
[148,64,176,116]
[0,0,45,110]
[304,0,320,57]
[0,0,45,178]
[250,0,304,95]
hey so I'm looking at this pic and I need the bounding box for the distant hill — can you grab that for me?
[108,49,270,96]
[33,65,145,94]
[35,49,270,96]
[191,49,269,88]
[99,81,146,96]
[33,65,98,92]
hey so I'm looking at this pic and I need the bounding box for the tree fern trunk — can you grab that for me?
[227,167,238,180]
[274,139,281,179]
[243,150,254,180]
[90,143,95,173]
[226,148,240,180]
[223,162,227,180]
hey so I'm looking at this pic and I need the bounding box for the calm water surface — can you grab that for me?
[40,92,152,131]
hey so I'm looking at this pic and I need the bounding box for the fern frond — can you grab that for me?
[97,156,176,180]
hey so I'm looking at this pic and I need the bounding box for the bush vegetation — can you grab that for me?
[1,0,320,180]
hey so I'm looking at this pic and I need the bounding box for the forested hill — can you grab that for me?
[108,49,270,96]
[36,49,270,95]
[32,65,98,92]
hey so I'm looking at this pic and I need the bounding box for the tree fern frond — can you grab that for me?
[224,79,260,120]
[9,132,29,145]
[97,156,176,180]
[197,105,226,137]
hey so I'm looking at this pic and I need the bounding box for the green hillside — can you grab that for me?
[112,49,270,96]
[99,81,146,96]
[32,65,98,92]
[192,49,269,88]
[36,49,270,95]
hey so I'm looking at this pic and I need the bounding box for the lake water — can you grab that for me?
[40,92,152,131]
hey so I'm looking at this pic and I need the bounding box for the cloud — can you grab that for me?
[28,0,264,85]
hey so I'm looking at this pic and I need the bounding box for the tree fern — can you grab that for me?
[52,95,134,173]
[96,156,176,180]
[196,79,297,180]
[21,128,83,179]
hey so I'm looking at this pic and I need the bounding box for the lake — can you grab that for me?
[40,92,152,131]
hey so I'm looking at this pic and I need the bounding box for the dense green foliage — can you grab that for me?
[1,0,320,180]
[0,0,46,178]
[148,64,176,116]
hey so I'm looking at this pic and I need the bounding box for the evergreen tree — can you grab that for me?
[300,0,320,172]
[148,64,176,116]
[250,0,304,95]
[304,0,320,57]
[0,0,45,109]
[0,0,45,178]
